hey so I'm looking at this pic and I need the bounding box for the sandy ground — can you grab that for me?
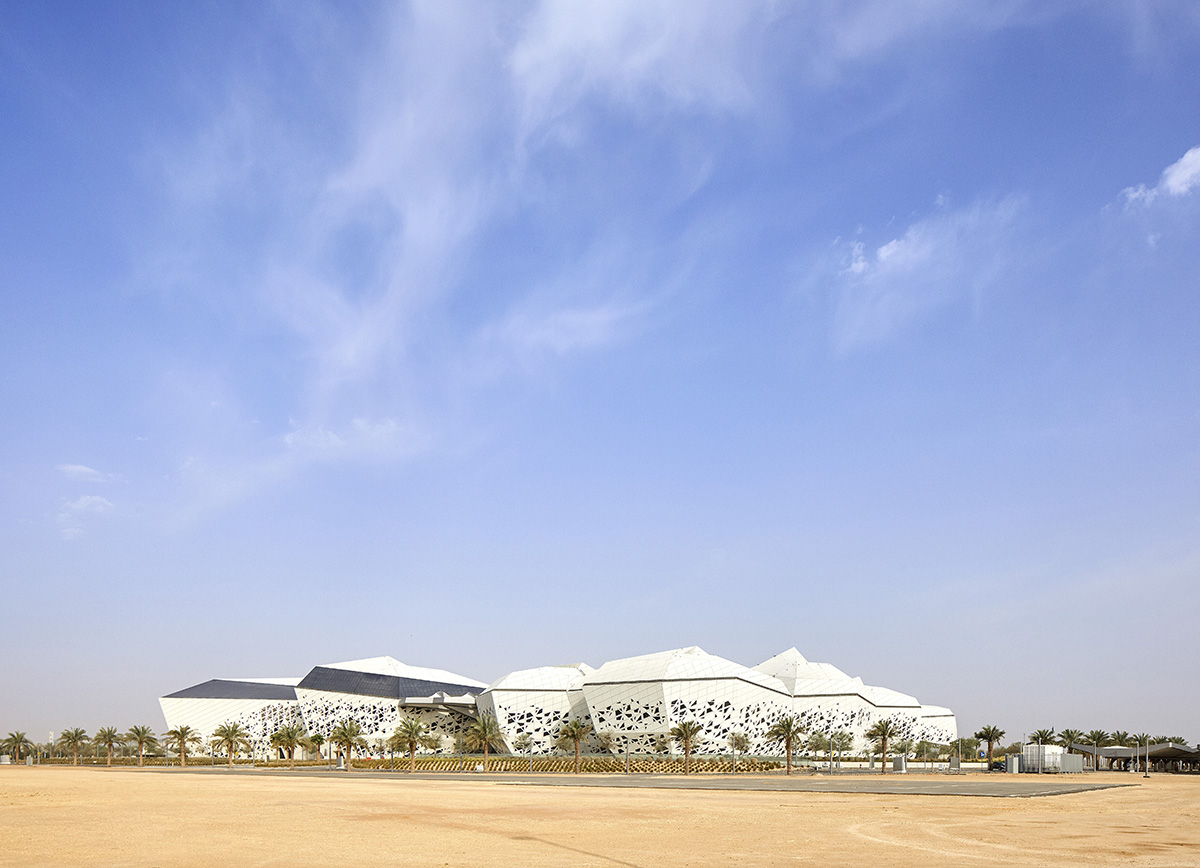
[2,768,1198,867]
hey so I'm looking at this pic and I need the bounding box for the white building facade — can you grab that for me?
[160,645,956,759]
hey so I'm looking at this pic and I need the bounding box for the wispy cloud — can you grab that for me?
[511,0,767,140]
[816,197,1024,351]
[509,0,1041,139]
[56,494,116,540]
[64,495,114,513]
[139,0,1057,517]
[57,464,116,483]
[1122,145,1200,206]
[479,301,650,377]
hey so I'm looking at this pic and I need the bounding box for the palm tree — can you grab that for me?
[766,716,805,775]
[1058,728,1084,756]
[270,723,307,769]
[124,726,158,767]
[974,725,1005,771]
[58,728,90,766]
[1031,728,1056,745]
[805,732,829,766]
[1111,730,1133,747]
[163,725,201,768]
[308,732,326,765]
[729,732,750,774]
[1085,729,1110,770]
[3,732,34,764]
[94,727,125,767]
[831,730,854,770]
[1030,729,1056,773]
[866,719,898,774]
[211,722,252,769]
[391,717,429,773]
[513,732,534,773]
[330,719,366,771]
[670,720,704,775]
[915,739,941,770]
[466,714,505,772]
[554,718,593,774]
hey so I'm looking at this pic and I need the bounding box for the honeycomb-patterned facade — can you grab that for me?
[160,646,956,759]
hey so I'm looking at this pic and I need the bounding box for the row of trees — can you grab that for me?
[1,715,904,775]
[969,726,1194,771]
[2,726,161,766]
[22,718,1174,774]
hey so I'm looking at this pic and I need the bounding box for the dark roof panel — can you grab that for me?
[163,679,297,701]
[297,666,479,699]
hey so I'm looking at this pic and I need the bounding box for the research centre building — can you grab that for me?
[159,645,957,758]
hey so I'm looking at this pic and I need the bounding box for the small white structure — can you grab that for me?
[1021,744,1084,773]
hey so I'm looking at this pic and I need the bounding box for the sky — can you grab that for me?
[2,0,1199,745]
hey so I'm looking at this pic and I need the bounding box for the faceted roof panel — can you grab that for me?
[756,647,925,708]
[298,655,486,699]
[859,684,920,708]
[317,656,487,689]
[754,647,856,692]
[486,664,593,692]
[584,647,788,695]
[163,678,299,701]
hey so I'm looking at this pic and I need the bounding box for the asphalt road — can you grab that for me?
[111,766,1131,798]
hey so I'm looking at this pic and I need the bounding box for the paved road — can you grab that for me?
[115,766,1130,798]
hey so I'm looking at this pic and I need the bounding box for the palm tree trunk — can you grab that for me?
[785,739,792,775]
[410,745,416,773]
[138,745,143,767]
[684,744,690,775]
[881,738,888,774]
[574,740,581,774]
[483,743,489,773]
[228,743,234,769]
[290,747,295,770]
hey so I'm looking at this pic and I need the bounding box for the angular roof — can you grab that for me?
[755,647,921,707]
[163,678,299,701]
[297,655,486,700]
[486,664,594,692]
[583,646,788,695]
[755,647,855,692]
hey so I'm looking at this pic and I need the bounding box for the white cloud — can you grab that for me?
[64,495,114,513]
[511,0,765,139]
[282,417,427,465]
[56,495,116,541]
[56,464,115,483]
[822,197,1024,351]
[1161,147,1200,196]
[140,0,1054,516]
[483,302,648,367]
[509,0,1039,139]
[1121,145,1200,206]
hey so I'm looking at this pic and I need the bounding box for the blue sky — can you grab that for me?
[2,1,1198,743]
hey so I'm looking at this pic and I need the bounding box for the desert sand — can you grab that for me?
[2,768,1198,867]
